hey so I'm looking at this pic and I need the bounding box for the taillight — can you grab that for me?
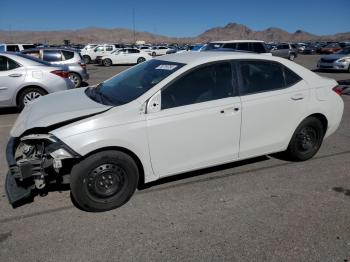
[51,70,69,78]
[332,85,343,95]
[79,62,87,69]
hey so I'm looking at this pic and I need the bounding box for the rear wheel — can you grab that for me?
[68,72,82,88]
[103,58,112,67]
[284,117,325,161]
[70,151,139,212]
[289,53,295,61]
[83,55,91,64]
[17,87,47,110]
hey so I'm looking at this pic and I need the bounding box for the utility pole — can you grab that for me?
[132,8,136,44]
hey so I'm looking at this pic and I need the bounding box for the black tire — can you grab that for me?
[68,72,82,88]
[284,117,325,161]
[83,55,91,64]
[289,53,296,61]
[17,87,47,110]
[70,150,139,212]
[103,58,112,67]
[137,57,146,64]
[152,52,156,57]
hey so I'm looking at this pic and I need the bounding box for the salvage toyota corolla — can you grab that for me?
[5,52,344,212]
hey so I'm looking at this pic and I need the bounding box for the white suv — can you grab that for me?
[5,52,344,211]
[0,43,36,52]
[81,44,124,63]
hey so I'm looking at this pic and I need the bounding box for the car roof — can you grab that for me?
[210,40,265,44]
[22,47,77,52]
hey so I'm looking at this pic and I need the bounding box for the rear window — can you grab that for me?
[62,50,75,60]
[251,43,267,53]
[6,45,20,52]
[43,50,62,62]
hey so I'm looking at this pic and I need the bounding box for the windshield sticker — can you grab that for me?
[155,65,178,70]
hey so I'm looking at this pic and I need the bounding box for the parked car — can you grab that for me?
[271,43,298,60]
[317,47,350,72]
[21,48,89,88]
[98,48,151,66]
[0,52,74,109]
[319,43,342,54]
[5,52,344,211]
[0,43,36,52]
[203,40,270,54]
[149,46,172,56]
[81,44,124,63]
[301,44,317,55]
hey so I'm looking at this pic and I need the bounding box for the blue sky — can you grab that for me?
[0,0,349,37]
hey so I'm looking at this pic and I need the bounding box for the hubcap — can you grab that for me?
[86,164,125,198]
[69,74,80,86]
[296,127,318,152]
[23,91,42,105]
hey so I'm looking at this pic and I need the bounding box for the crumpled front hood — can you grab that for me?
[11,88,112,137]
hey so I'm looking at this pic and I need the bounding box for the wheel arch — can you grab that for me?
[306,113,328,134]
[82,146,145,189]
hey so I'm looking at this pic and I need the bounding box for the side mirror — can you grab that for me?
[147,91,161,114]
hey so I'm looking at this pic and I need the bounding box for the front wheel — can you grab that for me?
[289,53,295,61]
[70,151,139,212]
[284,117,325,161]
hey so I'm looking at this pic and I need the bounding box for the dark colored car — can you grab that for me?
[319,43,342,54]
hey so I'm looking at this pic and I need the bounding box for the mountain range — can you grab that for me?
[0,23,349,44]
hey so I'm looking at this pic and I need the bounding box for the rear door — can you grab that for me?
[0,56,26,106]
[237,59,309,159]
[147,61,242,177]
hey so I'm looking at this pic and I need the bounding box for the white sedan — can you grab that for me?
[5,52,344,211]
[100,48,151,66]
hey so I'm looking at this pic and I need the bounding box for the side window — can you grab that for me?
[223,43,237,49]
[0,56,20,71]
[95,46,104,52]
[0,45,5,52]
[277,44,288,50]
[106,46,113,51]
[62,50,74,60]
[236,42,250,51]
[22,45,36,50]
[251,43,267,53]
[239,60,285,95]
[161,62,234,110]
[0,56,8,70]
[284,66,302,86]
[43,50,62,62]
[6,45,20,52]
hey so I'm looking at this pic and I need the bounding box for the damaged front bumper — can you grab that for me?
[5,135,80,207]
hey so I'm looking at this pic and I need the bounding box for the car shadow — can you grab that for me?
[0,107,20,115]
[138,155,270,190]
[332,187,350,196]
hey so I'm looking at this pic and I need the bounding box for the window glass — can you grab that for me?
[284,66,302,86]
[0,56,8,70]
[277,44,289,50]
[237,43,250,51]
[223,43,237,49]
[43,50,62,62]
[291,44,297,49]
[8,57,20,70]
[0,45,5,52]
[239,60,286,94]
[161,62,234,110]
[95,46,104,52]
[62,50,74,60]
[22,45,35,49]
[106,46,113,51]
[6,45,20,52]
[251,43,267,53]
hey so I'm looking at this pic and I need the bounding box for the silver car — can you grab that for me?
[0,52,75,109]
[317,47,350,72]
[22,48,89,87]
[271,43,298,61]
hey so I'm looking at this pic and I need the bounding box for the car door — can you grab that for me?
[272,44,288,58]
[237,60,309,159]
[146,61,241,177]
[115,49,128,64]
[0,55,26,106]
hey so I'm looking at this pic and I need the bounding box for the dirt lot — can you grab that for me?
[0,55,349,262]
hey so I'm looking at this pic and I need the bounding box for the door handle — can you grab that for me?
[8,73,23,77]
[291,94,304,101]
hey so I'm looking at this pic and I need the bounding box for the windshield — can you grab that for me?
[85,59,185,106]
[17,53,51,66]
[192,45,204,51]
[204,43,224,51]
[336,48,350,55]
